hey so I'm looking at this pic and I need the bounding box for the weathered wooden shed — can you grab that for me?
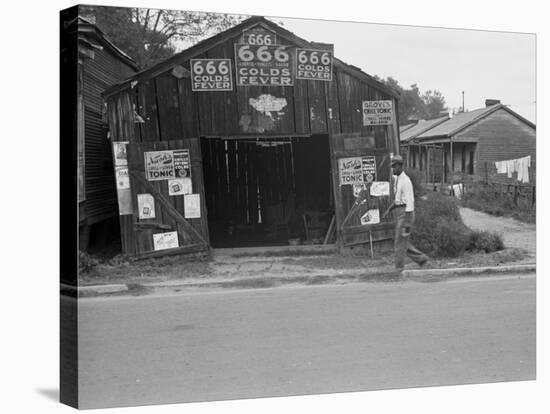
[64,13,139,249]
[103,16,401,258]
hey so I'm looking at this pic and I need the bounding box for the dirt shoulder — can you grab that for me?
[79,244,529,289]
[460,207,536,262]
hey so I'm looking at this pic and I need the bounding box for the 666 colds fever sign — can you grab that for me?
[190,59,233,91]
[296,49,333,81]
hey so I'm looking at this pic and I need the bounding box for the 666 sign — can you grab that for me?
[296,49,333,81]
[190,59,233,91]
[235,43,293,86]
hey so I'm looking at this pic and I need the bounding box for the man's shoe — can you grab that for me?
[418,257,428,267]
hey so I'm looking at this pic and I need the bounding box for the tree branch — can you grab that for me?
[143,9,151,35]
[153,10,163,33]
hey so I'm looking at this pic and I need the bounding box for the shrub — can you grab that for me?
[79,251,99,273]
[432,218,470,257]
[411,192,470,257]
[468,230,505,253]
[415,191,463,224]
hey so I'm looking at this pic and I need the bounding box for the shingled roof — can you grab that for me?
[415,103,535,140]
[400,115,450,142]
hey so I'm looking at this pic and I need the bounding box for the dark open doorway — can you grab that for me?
[201,135,333,248]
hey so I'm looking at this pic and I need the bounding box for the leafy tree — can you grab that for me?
[422,90,447,119]
[81,6,247,68]
[374,76,448,124]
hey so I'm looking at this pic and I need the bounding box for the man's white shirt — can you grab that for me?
[393,171,415,212]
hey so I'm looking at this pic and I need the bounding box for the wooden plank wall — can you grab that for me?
[105,32,399,145]
[104,31,401,253]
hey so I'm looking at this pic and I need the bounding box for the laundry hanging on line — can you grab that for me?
[494,155,531,183]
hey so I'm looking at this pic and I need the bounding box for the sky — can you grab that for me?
[277,16,536,123]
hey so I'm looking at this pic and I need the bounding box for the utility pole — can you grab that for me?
[462,91,465,113]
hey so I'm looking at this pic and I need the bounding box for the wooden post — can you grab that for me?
[369,230,374,258]
[449,139,454,195]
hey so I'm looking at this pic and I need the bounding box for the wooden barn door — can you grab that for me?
[330,133,394,248]
[125,138,210,258]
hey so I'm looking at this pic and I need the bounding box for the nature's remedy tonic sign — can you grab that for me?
[339,157,363,185]
[361,156,377,183]
[362,100,394,126]
[235,43,293,86]
[190,59,233,91]
[145,150,175,181]
[296,49,333,81]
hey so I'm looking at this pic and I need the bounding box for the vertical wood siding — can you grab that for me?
[106,45,398,148]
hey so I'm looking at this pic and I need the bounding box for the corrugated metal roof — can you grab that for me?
[74,16,139,70]
[400,115,450,142]
[416,105,500,139]
[399,123,417,133]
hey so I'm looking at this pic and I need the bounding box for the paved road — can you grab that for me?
[76,275,535,409]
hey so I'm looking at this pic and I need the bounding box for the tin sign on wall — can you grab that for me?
[190,59,233,91]
[235,43,293,86]
[173,149,191,178]
[144,150,175,181]
[361,156,377,183]
[240,26,277,46]
[339,157,364,185]
[363,100,394,126]
[296,49,333,81]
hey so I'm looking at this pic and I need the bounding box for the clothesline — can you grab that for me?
[494,155,531,184]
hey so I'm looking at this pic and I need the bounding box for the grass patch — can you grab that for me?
[229,248,336,258]
[461,183,535,224]
[79,251,213,285]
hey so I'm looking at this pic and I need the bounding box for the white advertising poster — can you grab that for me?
[137,193,155,219]
[362,100,394,126]
[115,166,130,189]
[168,178,192,196]
[184,194,201,218]
[153,231,179,251]
[113,142,129,166]
[361,209,380,225]
[339,157,364,185]
[370,181,390,197]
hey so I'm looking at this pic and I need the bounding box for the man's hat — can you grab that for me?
[391,154,404,165]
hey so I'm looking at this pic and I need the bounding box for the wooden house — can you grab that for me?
[402,100,536,187]
[400,115,449,183]
[102,16,402,258]
[63,14,139,249]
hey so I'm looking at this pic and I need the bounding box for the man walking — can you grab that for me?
[389,155,428,270]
